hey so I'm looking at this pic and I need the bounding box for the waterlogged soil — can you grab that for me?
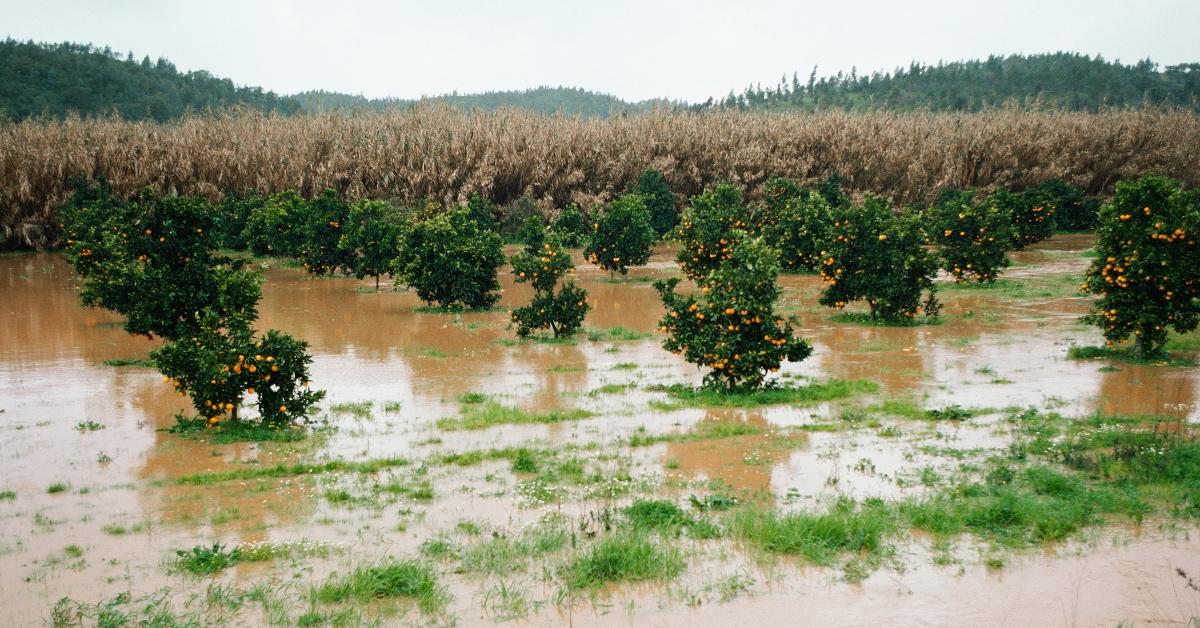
[2,234,1199,626]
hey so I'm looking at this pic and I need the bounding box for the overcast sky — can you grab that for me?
[3,0,1198,103]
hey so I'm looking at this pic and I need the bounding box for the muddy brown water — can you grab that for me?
[2,234,1199,625]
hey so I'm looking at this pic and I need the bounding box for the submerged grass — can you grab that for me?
[437,398,593,430]
[727,499,897,566]
[312,559,446,614]
[167,416,311,443]
[1067,344,1197,367]
[562,530,685,589]
[174,457,409,485]
[649,378,878,409]
[101,357,154,368]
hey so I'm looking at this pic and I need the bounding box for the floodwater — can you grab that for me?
[1,234,1199,626]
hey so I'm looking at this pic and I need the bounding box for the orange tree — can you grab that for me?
[633,168,678,237]
[298,188,354,276]
[673,184,756,280]
[510,223,590,338]
[987,187,1055,249]
[819,197,941,322]
[340,199,407,289]
[756,177,835,272]
[243,190,308,258]
[928,189,1014,283]
[61,188,324,427]
[392,206,505,309]
[1032,179,1098,232]
[1081,175,1200,358]
[584,193,655,275]
[656,234,811,390]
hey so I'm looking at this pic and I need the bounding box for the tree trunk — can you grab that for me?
[375,274,380,290]
[1134,333,1150,360]
[868,301,877,320]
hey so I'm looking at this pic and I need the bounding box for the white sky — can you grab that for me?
[3,0,1198,103]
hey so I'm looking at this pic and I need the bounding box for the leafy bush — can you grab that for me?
[929,189,1013,283]
[673,184,756,280]
[62,188,325,428]
[633,169,677,237]
[298,188,353,276]
[242,190,310,257]
[988,187,1054,249]
[818,197,941,322]
[501,195,542,242]
[1081,175,1200,358]
[657,235,812,390]
[511,224,590,338]
[516,214,546,246]
[465,194,500,233]
[1034,180,1099,232]
[339,199,406,288]
[393,206,505,309]
[214,194,264,251]
[584,193,655,274]
[757,177,835,272]
[551,203,587,247]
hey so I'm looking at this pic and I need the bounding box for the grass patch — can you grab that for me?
[943,274,1084,300]
[437,399,593,430]
[562,530,685,589]
[167,415,310,443]
[727,499,897,566]
[458,517,571,575]
[101,357,154,368]
[1067,344,1197,367]
[329,401,373,418]
[173,544,241,575]
[47,482,68,494]
[829,312,942,327]
[312,559,446,614]
[174,457,409,485]
[0,490,15,501]
[649,378,878,409]
[74,420,105,432]
[585,326,651,342]
[624,499,720,539]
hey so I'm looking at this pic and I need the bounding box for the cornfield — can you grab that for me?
[2,106,1198,248]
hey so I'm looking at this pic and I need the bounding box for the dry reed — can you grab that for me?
[2,106,1197,248]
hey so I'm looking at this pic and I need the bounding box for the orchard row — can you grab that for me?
[60,173,1198,427]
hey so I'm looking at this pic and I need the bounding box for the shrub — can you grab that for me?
[465,194,500,233]
[511,224,590,338]
[818,197,941,322]
[929,189,1013,283]
[657,235,812,390]
[584,193,655,275]
[551,203,587,247]
[757,177,835,272]
[61,189,325,427]
[1034,180,1099,232]
[214,194,264,251]
[242,190,308,257]
[989,187,1055,249]
[393,206,504,309]
[817,174,852,209]
[633,168,677,237]
[339,199,406,289]
[298,188,353,276]
[501,195,541,242]
[673,184,756,280]
[1081,175,1200,358]
[516,214,546,247]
